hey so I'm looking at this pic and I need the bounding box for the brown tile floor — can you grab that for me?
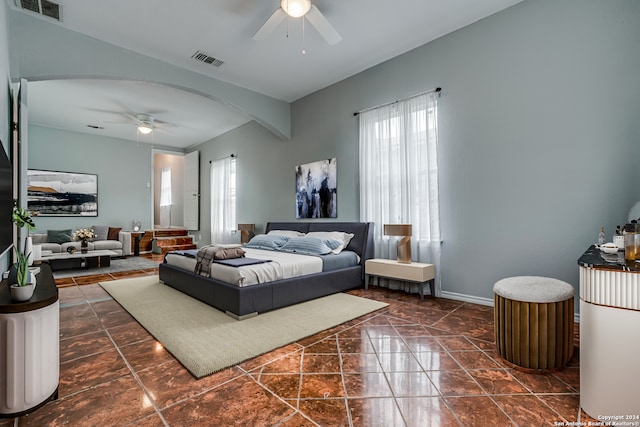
[4,257,594,426]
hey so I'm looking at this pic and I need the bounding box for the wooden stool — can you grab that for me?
[493,276,575,371]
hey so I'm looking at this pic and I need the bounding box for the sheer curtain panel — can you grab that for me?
[159,168,172,227]
[359,91,441,296]
[210,156,236,244]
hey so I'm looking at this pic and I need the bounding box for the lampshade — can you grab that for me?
[384,224,412,264]
[281,0,311,18]
[238,223,256,244]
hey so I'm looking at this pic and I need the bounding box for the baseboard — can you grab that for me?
[441,291,581,323]
[440,291,493,307]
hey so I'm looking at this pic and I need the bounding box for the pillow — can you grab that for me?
[244,234,290,250]
[107,227,122,241]
[267,229,306,238]
[306,231,355,254]
[92,225,109,241]
[47,229,72,244]
[279,236,342,256]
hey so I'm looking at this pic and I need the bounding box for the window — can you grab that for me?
[359,91,441,295]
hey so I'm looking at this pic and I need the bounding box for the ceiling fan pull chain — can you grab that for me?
[301,16,306,54]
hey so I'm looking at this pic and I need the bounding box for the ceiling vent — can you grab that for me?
[191,51,224,68]
[16,0,61,21]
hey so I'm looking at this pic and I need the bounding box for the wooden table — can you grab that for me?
[365,259,435,300]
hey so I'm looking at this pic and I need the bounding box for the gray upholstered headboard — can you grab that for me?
[264,222,375,263]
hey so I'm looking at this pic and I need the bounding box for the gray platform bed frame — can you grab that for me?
[158,222,374,319]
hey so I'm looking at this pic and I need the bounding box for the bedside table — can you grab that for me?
[365,259,435,300]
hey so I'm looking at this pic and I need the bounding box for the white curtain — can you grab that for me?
[210,156,236,244]
[359,91,441,296]
[159,168,172,227]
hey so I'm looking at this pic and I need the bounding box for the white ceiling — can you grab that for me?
[13,0,524,148]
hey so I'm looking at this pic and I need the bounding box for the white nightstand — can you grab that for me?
[365,259,435,300]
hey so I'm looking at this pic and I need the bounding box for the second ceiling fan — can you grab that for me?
[253,0,342,46]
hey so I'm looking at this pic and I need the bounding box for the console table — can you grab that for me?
[0,263,59,418]
[365,259,435,300]
[578,245,640,419]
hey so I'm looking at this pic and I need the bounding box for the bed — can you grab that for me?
[158,222,374,319]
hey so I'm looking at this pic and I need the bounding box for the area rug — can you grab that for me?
[52,257,159,278]
[100,275,388,378]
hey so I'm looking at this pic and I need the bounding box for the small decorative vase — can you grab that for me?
[81,239,88,253]
[10,283,35,302]
[25,236,34,266]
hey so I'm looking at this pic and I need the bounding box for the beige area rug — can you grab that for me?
[100,275,388,378]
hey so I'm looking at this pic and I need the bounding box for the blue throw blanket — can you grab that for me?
[214,257,272,267]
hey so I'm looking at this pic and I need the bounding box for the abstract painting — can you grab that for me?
[27,169,98,216]
[295,158,337,218]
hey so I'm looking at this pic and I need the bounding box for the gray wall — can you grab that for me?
[194,0,640,307]
[27,125,153,233]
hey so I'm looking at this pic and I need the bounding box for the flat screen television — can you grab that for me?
[0,141,13,258]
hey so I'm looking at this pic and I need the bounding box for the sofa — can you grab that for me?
[30,226,132,257]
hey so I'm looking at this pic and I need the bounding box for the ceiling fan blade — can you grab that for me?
[154,127,176,136]
[305,5,342,45]
[123,113,144,125]
[154,119,177,128]
[253,8,286,41]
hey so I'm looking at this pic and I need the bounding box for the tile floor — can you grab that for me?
[2,257,596,426]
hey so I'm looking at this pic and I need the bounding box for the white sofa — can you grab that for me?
[30,228,132,257]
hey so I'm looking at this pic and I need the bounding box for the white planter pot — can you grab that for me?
[9,283,35,302]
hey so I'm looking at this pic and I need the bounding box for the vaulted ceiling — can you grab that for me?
[9,0,524,148]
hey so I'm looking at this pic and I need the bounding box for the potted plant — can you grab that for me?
[9,201,37,301]
[12,200,36,265]
[10,246,35,301]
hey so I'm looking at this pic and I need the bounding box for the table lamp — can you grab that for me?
[384,224,412,264]
[238,224,256,244]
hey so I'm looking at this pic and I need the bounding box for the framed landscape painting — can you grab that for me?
[295,158,337,219]
[27,169,98,216]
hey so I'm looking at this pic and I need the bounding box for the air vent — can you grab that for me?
[16,0,61,21]
[191,51,224,68]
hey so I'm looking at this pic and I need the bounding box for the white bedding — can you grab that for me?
[164,248,323,287]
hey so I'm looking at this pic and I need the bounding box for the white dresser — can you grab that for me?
[578,246,640,419]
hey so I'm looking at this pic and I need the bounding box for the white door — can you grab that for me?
[183,150,199,230]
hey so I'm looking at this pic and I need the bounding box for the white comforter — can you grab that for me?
[164,248,323,287]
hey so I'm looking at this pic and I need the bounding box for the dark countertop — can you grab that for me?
[578,245,640,272]
[0,263,58,312]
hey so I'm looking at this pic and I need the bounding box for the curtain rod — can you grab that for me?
[209,153,235,164]
[353,87,441,117]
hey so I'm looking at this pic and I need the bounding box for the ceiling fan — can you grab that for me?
[103,112,176,135]
[253,0,342,46]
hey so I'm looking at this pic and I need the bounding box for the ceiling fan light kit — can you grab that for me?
[138,125,153,135]
[136,114,154,134]
[281,0,310,18]
[253,0,342,47]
